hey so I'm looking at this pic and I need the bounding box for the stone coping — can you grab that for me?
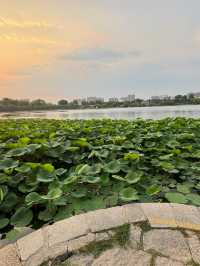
[0,203,200,266]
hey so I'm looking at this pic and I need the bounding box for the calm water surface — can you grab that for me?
[1,105,200,120]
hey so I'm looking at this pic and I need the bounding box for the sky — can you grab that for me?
[1,0,200,101]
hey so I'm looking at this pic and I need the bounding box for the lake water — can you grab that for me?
[1,105,200,120]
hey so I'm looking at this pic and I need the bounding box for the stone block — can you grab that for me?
[155,257,184,266]
[91,248,152,266]
[143,229,191,263]
[95,232,110,242]
[17,229,44,261]
[67,233,95,252]
[171,203,200,231]
[186,230,200,264]
[129,225,142,248]
[0,244,21,266]
[141,203,177,228]
[123,203,147,224]
[86,206,127,232]
[47,213,89,247]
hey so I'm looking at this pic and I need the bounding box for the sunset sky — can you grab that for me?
[1,0,200,101]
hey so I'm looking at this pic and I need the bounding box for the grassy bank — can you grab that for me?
[0,118,200,238]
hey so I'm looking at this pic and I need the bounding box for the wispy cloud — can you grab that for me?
[0,17,60,30]
[0,33,57,45]
[59,47,141,62]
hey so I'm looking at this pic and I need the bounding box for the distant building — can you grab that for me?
[86,97,104,103]
[187,92,200,99]
[108,97,119,102]
[120,94,135,102]
[76,98,86,105]
[151,95,170,100]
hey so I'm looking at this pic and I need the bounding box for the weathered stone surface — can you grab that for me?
[155,257,184,266]
[141,203,177,228]
[67,254,94,266]
[47,242,68,260]
[186,230,200,264]
[107,230,117,237]
[129,225,142,248]
[171,204,200,231]
[123,204,146,223]
[68,233,95,252]
[92,248,152,266]
[86,206,126,232]
[22,249,47,266]
[47,213,89,247]
[0,244,21,266]
[17,229,44,261]
[143,229,191,263]
[95,232,110,242]
[0,239,10,249]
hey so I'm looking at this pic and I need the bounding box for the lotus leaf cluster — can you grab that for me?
[0,118,200,237]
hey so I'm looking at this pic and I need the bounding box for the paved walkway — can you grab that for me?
[56,225,200,266]
[0,203,200,266]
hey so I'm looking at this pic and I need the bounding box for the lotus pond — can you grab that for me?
[0,118,200,238]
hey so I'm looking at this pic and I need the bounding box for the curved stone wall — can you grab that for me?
[0,203,200,266]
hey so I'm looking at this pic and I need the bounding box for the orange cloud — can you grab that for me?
[0,17,60,30]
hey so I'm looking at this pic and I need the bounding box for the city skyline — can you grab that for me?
[1,1,200,100]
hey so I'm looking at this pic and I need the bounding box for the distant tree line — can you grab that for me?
[0,93,200,112]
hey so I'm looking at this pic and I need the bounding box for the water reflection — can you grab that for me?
[1,105,200,120]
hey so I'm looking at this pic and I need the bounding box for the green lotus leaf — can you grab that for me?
[176,184,191,194]
[25,192,42,205]
[125,171,143,184]
[78,197,106,211]
[6,228,24,241]
[146,184,161,196]
[37,168,55,183]
[27,144,41,152]
[11,207,33,227]
[83,175,100,183]
[0,192,18,211]
[105,194,118,207]
[159,154,173,160]
[18,137,31,144]
[18,183,38,193]
[104,160,121,174]
[62,175,79,185]
[38,208,56,222]
[41,163,55,173]
[0,173,10,184]
[76,164,90,175]
[0,186,7,202]
[77,163,102,176]
[186,193,200,206]
[53,205,73,222]
[6,227,31,241]
[41,188,62,200]
[66,146,80,152]
[53,196,68,206]
[0,159,19,170]
[112,175,125,181]
[71,187,87,198]
[159,162,176,171]
[6,148,28,157]
[124,152,140,161]
[15,165,31,173]
[165,192,188,204]
[72,138,89,148]
[100,175,110,185]
[196,183,200,189]
[0,218,9,229]
[119,187,139,202]
[55,168,67,176]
